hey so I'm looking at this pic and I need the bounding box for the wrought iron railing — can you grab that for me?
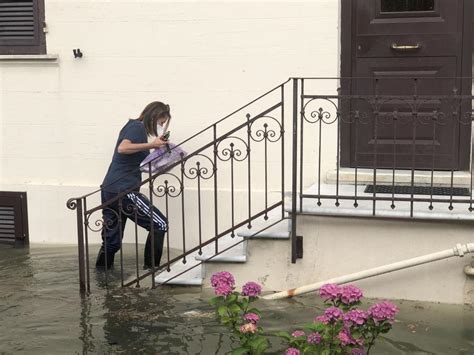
[67,79,291,293]
[68,77,474,293]
[294,77,473,218]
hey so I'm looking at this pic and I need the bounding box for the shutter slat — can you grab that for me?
[1,26,35,30]
[0,2,33,6]
[0,0,35,41]
[0,203,15,238]
[0,19,34,23]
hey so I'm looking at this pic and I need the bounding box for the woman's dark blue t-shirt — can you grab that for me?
[102,120,149,193]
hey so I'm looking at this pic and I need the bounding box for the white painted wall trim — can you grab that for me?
[0,54,59,62]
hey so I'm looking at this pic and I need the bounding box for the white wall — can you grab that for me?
[0,1,339,244]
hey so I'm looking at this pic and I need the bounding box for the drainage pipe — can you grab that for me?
[263,243,474,300]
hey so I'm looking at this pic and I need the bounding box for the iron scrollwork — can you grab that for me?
[183,154,215,181]
[303,98,339,124]
[216,136,249,162]
[152,173,183,199]
[249,115,283,143]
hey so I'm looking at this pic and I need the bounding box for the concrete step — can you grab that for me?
[195,234,247,263]
[155,208,289,286]
[237,218,290,240]
[326,168,472,187]
[287,183,474,222]
[195,254,247,263]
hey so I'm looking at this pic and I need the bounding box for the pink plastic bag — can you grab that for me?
[140,143,187,174]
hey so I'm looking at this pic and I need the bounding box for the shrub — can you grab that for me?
[210,272,399,355]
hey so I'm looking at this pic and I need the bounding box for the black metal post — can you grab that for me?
[291,78,298,263]
[82,198,91,293]
[76,198,87,294]
[213,124,219,254]
[281,84,286,219]
[148,164,156,288]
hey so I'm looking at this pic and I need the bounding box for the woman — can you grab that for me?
[96,101,170,270]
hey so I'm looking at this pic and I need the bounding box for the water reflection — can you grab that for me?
[1,245,473,354]
[79,295,95,354]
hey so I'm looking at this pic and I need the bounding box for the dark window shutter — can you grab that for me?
[0,192,29,246]
[0,0,46,54]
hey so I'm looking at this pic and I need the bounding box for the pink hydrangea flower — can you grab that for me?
[240,323,257,334]
[340,285,363,305]
[337,328,364,347]
[368,301,399,324]
[350,348,366,355]
[241,281,262,297]
[307,332,321,345]
[243,313,260,324]
[291,330,305,337]
[214,283,233,296]
[315,306,343,324]
[285,348,301,355]
[324,306,344,322]
[314,315,329,324]
[210,271,235,288]
[337,329,353,346]
[319,283,342,301]
[343,309,367,326]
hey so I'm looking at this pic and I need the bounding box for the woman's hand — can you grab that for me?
[151,136,168,149]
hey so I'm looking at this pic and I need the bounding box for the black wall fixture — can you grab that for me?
[73,49,83,58]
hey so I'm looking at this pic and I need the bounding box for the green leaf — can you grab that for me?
[248,337,267,349]
[229,303,242,315]
[321,350,330,355]
[227,293,238,303]
[249,337,268,355]
[217,305,228,317]
[210,296,223,306]
[230,347,249,355]
[275,331,292,341]
[352,330,361,338]
[255,342,268,355]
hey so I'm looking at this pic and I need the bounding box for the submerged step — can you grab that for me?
[155,277,203,286]
[155,257,203,286]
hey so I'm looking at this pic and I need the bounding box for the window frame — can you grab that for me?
[0,0,46,55]
[376,0,439,19]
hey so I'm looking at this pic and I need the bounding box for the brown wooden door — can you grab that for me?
[340,0,472,170]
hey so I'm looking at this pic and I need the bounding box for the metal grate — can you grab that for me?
[364,185,471,196]
[0,192,28,245]
[0,206,15,239]
[0,0,35,41]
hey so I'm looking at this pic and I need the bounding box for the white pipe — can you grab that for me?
[263,243,474,300]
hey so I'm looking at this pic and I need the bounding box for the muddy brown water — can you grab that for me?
[0,244,473,354]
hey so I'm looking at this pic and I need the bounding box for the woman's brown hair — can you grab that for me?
[137,101,171,136]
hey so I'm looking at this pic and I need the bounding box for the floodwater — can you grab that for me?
[1,244,473,355]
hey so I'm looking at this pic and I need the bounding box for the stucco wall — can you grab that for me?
[0,1,339,244]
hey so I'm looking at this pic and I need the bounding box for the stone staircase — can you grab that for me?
[155,178,474,287]
[155,212,290,286]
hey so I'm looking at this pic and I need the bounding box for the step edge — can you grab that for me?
[195,255,247,263]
